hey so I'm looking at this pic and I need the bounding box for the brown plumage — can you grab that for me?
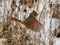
[30,10,38,17]
[22,10,42,32]
[8,10,43,32]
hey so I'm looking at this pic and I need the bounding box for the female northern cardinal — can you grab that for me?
[8,10,43,32]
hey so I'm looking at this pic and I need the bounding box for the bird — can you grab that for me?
[8,10,43,32]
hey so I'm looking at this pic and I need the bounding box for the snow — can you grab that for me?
[0,0,60,45]
[55,38,60,45]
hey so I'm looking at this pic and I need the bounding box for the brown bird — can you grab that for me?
[8,10,43,32]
